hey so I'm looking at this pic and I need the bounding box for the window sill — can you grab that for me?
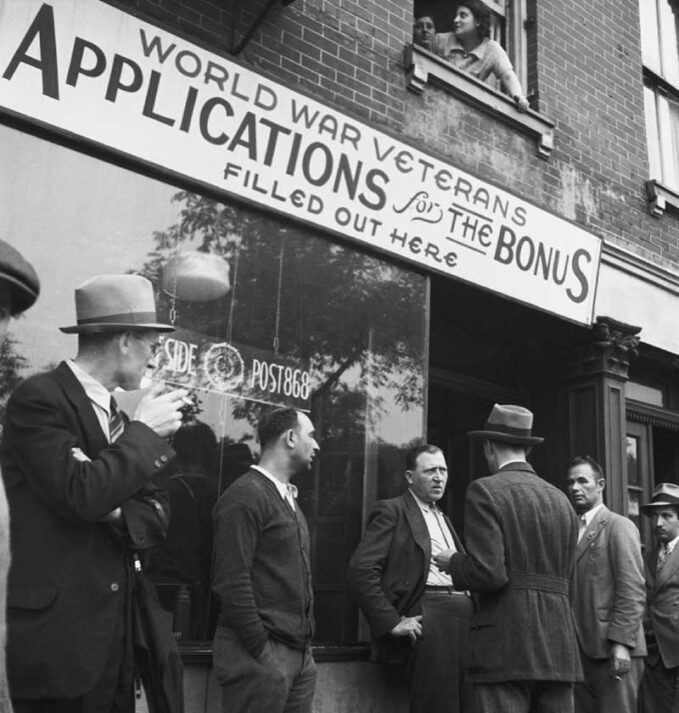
[646,179,679,218]
[402,44,555,159]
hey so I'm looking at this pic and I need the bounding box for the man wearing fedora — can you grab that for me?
[0,274,188,712]
[638,482,679,713]
[0,239,40,713]
[566,455,646,713]
[434,404,582,713]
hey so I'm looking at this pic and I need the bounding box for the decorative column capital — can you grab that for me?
[567,316,641,380]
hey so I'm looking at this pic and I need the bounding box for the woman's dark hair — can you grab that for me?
[454,0,491,39]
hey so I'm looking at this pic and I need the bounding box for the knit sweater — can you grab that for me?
[212,469,314,656]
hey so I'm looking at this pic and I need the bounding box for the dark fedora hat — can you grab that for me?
[60,274,173,334]
[641,483,679,515]
[0,239,39,315]
[468,403,544,446]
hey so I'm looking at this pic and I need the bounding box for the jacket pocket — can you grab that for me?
[8,585,58,610]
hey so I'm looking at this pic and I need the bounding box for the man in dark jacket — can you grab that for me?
[348,444,472,713]
[638,483,679,713]
[212,406,320,713]
[435,404,582,713]
[0,239,41,713]
[1,274,188,713]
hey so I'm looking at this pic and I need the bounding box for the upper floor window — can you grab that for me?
[414,0,528,96]
[640,0,679,192]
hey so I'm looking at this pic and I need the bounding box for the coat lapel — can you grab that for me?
[52,361,109,455]
[575,505,608,562]
[403,490,431,564]
[654,541,679,590]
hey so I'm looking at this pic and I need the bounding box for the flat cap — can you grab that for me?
[0,239,39,315]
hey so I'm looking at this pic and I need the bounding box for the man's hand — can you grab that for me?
[390,615,423,644]
[132,384,189,438]
[609,642,631,679]
[433,548,456,572]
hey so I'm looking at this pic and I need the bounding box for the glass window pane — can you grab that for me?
[659,0,679,84]
[0,123,427,646]
[627,435,640,485]
[658,92,679,187]
[644,85,662,180]
[639,0,662,72]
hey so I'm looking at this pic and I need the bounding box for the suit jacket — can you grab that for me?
[644,541,679,669]
[347,490,465,663]
[571,505,646,659]
[0,362,175,699]
[448,462,582,683]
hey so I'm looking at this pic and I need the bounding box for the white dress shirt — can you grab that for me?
[410,489,456,587]
[251,464,297,510]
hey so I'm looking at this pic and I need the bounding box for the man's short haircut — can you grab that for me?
[405,443,443,471]
[258,406,300,450]
[568,455,605,480]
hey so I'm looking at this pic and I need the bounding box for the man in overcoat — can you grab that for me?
[1,274,188,712]
[638,482,679,713]
[348,444,472,713]
[435,404,582,713]
[566,455,645,712]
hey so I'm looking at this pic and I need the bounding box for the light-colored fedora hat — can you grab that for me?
[468,403,544,446]
[60,274,174,334]
[641,483,679,515]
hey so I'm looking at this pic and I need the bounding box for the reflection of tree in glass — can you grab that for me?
[136,191,424,429]
[0,336,29,434]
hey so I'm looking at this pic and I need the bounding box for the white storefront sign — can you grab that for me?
[0,0,602,324]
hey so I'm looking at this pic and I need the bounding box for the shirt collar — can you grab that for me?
[66,359,112,414]
[665,533,679,554]
[581,502,604,527]
[251,464,297,501]
[446,36,487,59]
[409,488,439,512]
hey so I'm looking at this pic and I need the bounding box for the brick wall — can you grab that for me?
[109,0,679,270]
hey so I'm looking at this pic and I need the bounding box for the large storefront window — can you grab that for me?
[0,124,427,647]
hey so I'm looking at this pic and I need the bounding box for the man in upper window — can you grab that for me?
[434,404,582,713]
[433,0,529,111]
[566,456,646,713]
[639,483,679,713]
[1,273,188,713]
[212,406,320,713]
[0,239,40,713]
[347,444,472,713]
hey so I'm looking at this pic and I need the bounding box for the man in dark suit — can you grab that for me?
[1,274,188,713]
[347,444,472,713]
[566,455,645,713]
[212,406,320,713]
[435,404,582,713]
[0,239,41,713]
[638,482,679,713]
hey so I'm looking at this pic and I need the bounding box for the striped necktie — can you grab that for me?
[657,544,669,574]
[109,396,125,443]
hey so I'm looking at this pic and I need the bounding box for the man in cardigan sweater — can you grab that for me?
[212,406,319,713]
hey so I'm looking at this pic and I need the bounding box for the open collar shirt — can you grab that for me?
[409,489,455,587]
[251,464,298,511]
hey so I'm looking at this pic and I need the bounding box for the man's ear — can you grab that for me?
[405,469,414,486]
[284,428,296,449]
